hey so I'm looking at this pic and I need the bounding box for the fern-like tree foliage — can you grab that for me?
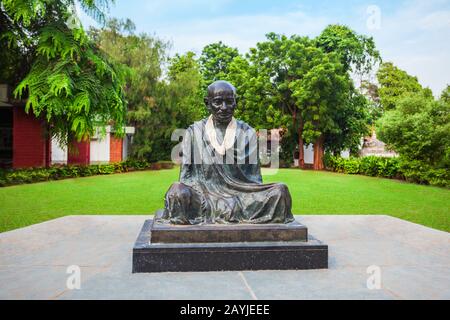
[0,0,126,145]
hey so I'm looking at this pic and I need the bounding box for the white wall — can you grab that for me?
[51,135,110,165]
[90,134,110,164]
[301,144,350,165]
[304,144,314,164]
[50,126,134,165]
[122,134,133,161]
[340,150,350,159]
[51,138,67,164]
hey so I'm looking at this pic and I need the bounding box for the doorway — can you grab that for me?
[0,107,13,168]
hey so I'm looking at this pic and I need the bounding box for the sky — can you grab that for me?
[78,0,450,95]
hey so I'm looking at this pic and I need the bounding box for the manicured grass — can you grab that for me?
[0,168,449,233]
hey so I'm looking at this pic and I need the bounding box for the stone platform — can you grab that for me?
[0,215,449,299]
[133,219,327,272]
[151,212,308,243]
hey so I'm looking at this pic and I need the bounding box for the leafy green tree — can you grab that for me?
[0,6,31,85]
[131,51,205,162]
[89,18,167,119]
[316,24,381,75]
[376,66,449,187]
[1,0,126,145]
[288,39,369,168]
[439,85,450,104]
[88,18,173,161]
[377,62,433,111]
[377,92,450,187]
[226,50,289,130]
[89,21,205,162]
[89,20,165,124]
[314,24,380,160]
[224,31,372,169]
[324,91,370,155]
[227,34,306,165]
[199,41,240,86]
[360,80,382,125]
[166,52,207,126]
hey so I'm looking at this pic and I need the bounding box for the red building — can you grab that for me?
[12,104,51,168]
[1,83,48,169]
[0,84,133,169]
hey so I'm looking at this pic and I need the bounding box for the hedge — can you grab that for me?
[323,154,449,188]
[0,160,175,187]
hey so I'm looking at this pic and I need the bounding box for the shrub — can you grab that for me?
[324,153,448,188]
[399,159,449,188]
[343,158,360,174]
[0,159,169,187]
[378,157,401,178]
[323,153,336,170]
[0,170,6,187]
[360,156,379,176]
[325,154,398,178]
[98,164,116,174]
[123,159,150,171]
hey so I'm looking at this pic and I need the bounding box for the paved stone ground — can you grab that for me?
[0,215,448,300]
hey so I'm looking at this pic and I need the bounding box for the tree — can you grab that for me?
[89,20,205,162]
[168,52,198,80]
[222,30,372,169]
[1,0,126,146]
[360,79,382,125]
[160,51,206,149]
[88,18,175,161]
[199,41,240,86]
[130,52,205,162]
[315,24,381,75]
[375,64,449,187]
[0,5,31,85]
[89,18,167,118]
[377,62,433,111]
[289,40,369,169]
[227,34,312,166]
[377,91,449,187]
[313,25,380,167]
[226,46,289,131]
[439,85,450,104]
[324,91,370,155]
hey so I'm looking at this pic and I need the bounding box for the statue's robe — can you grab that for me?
[156,117,294,225]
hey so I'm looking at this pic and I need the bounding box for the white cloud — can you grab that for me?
[143,0,234,14]
[78,0,450,95]
[155,10,330,55]
[364,0,450,95]
[419,10,450,30]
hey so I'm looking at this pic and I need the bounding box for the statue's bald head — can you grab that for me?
[204,80,237,125]
[206,80,236,98]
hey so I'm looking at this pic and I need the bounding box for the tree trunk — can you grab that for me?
[313,135,325,170]
[292,108,304,169]
[298,115,304,169]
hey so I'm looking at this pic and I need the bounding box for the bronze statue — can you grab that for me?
[155,80,294,225]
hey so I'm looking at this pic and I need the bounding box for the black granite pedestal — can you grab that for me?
[132,212,328,273]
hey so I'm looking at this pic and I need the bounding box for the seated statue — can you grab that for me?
[155,80,294,225]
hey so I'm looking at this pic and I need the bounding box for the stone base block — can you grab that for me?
[151,210,308,243]
[132,219,328,273]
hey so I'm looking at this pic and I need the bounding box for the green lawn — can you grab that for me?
[0,168,449,233]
